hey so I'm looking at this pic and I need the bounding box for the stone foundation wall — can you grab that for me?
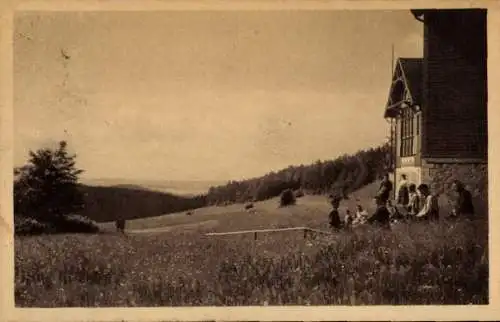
[421,160,488,215]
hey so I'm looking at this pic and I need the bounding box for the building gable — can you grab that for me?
[384,58,423,118]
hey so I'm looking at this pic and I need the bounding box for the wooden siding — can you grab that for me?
[421,9,487,159]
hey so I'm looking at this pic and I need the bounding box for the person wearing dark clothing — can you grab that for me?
[116,218,126,233]
[451,180,475,218]
[396,174,410,206]
[378,174,393,204]
[368,197,391,228]
[407,183,420,217]
[387,200,405,222]
[329,208,342,229]
[328,195,343,230]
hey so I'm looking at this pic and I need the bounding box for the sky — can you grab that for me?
[13,10,423,182]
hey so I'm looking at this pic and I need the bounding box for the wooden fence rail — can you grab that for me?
[205,226,335,240]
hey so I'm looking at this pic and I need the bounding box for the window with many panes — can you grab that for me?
[400,108,415,157]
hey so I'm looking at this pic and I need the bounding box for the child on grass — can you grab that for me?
[344,209,354,230]
[353,204,369,226]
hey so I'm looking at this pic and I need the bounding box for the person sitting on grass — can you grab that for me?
[387,199,405,223]
[449,180,475,219]
[367,196,391,229]
[407,183,421,218]
[328,195,343,230]
[344,209,354,230]
[353,204,369,226]
[415,184,440,221]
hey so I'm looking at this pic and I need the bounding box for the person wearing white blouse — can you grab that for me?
[415,184,440,221]
[353,204,369,225]
[407,183,421,217]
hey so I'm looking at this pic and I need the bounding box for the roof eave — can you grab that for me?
[411,9,426,22]
[384,101,421,119]
[384,103,401,119]
[384,109,399,119]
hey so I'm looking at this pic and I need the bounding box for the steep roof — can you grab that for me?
[398,58,423,105]
[384,57,423,118]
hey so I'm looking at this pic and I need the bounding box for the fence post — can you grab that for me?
[303,228,307,239]
[254,232,257,241]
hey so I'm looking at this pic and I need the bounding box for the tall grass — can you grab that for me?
[15,217,487,306]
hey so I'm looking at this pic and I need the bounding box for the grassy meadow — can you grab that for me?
[14,183,489,307]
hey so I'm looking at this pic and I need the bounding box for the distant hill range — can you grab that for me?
[78,183,210,223]
[79,143,390,222]
[81,178,225,196]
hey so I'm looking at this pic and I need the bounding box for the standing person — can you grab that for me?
[450,180,475,219]
[367,196,391,229]
[396,174,410,206]
[328,195,343,230]
[407,183,421,218]
[415,184,440,221]
[377,173,393,204]
[116,217,126,234]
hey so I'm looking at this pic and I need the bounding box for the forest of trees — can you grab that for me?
[79,185,207,222]
[14,141,209,230]
[14,140,391,234]
[206,143,391,205]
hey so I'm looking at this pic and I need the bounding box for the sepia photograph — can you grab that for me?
[9,5,490,311]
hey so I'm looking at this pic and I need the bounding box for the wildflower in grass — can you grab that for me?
[14,216,488,306]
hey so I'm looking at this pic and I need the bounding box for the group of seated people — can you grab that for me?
[328,173,475,230]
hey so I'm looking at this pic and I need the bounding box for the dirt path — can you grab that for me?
[126,219,220,234]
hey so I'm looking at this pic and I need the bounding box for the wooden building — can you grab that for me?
[384,9,487,207]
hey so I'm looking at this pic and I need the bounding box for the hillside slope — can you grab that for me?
[78,184,206,222]
[205,144,390,205]
[80,144,389,224]
[106,179,383,232]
